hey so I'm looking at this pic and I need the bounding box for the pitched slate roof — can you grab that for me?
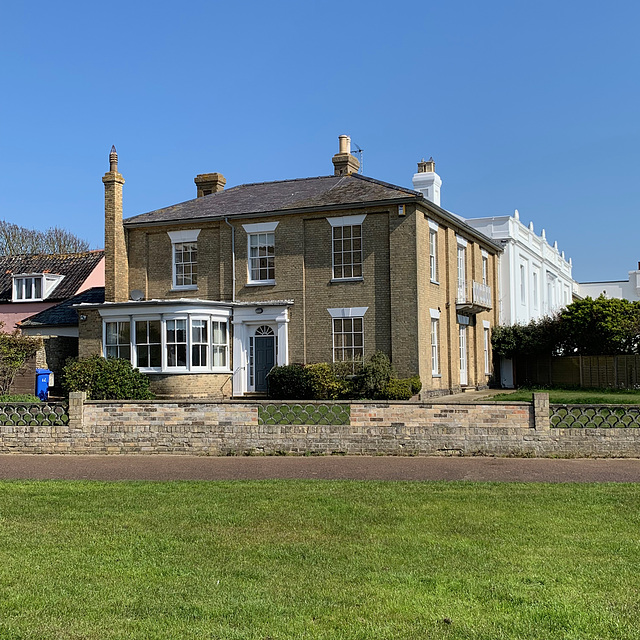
[124,174,419,226]
[19,287,105,328]
[0,250,104,303]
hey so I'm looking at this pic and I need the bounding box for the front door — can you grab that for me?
[459,325,468,386]
[254,336,275,392]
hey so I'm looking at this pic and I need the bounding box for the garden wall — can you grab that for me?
[0,393,639,457]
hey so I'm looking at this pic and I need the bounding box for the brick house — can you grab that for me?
[77,139,501,398]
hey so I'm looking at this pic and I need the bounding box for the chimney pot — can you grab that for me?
[332,135,360,176]
[109,145,118,172]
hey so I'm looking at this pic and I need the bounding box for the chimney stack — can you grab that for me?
[332,135,360,176]
[412,156,442,206]
[194,172,226,198]
[102,146,128,302]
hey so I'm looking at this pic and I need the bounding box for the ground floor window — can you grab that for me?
[135,320,161,368]
[103,314,230,373]
[484,327,491,374]
[332,317,364,364]
[431,318,439,375]
[105,321,130,360]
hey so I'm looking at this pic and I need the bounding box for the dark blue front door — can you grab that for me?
[254,336,275,392]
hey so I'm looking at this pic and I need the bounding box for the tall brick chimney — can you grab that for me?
[194,172,226,197]
[102,146,129,302]
[332,135,360,176]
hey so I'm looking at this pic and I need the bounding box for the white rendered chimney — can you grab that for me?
[412,157,442,206]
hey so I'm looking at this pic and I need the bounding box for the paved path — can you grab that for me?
[0,455,639,482]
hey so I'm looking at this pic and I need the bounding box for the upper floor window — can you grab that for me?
[243,222,278,285]
[327,215,366,281]
[428,220,439,283]
[12,272,64,302]
[456,236,467,302]
[14,276,42,301]
[520,263,527,304]
[168,229,200,290]
[481,250,488,285]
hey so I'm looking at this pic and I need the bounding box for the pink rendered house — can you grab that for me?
[0,250,104,332]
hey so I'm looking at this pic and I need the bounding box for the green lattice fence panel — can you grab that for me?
[550,404,640,428]
[0,403,69,426]
[259,403,350,426]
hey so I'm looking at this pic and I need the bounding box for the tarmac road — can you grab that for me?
[0,454,639,482]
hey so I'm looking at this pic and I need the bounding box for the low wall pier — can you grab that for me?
[0,393,639,457]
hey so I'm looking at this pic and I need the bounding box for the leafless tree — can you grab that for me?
[0,221,90,255]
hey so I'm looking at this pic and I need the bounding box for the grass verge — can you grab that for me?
[0,481,638,639]
[489,387,640,404]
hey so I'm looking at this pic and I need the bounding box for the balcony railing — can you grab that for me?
[472,281,492,309]
[456,281,492,313]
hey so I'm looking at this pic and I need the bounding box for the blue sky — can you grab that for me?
[0,1,638,282]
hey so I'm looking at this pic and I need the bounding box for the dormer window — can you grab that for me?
[15,276,42,301]
[12,273,64,302]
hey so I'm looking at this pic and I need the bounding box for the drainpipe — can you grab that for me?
[224,217,236,302]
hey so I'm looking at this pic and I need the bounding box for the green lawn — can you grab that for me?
[0,481,638,639]
[489,388,640,404]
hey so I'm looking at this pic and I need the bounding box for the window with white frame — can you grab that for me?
[12,272,64,302]
[105,321,131,360]
[481,252,488,285]
[243,222,278,284]
[168,230,200,289]
[429,221,438,283]
[248,233,275,282]
[520,264,527,304]
[14,276,42,301]
[328,215,366,280]
[533,270,539,308]
[483,324,491,374]
[328,306,367,364]
[166,319,188,368]
[431,322,439,376]
[456,237,467,302]
[103,312,230,373]
[191,319,209,368]
[134,320,161,369]
[212,321,228,367]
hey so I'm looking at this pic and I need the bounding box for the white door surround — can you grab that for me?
[232,303,291,396]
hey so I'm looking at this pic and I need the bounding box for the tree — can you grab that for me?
[559,296,640,355]
[492,297,640,358]
[0,221,90,255]
[0,328,42,395]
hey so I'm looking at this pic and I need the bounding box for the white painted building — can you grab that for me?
[580,265,640,301]
[464,212,575,325]
[412,160,577,387]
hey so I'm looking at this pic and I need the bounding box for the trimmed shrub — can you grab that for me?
[408,375,422,396]
[358,352,394,399]
[62,356,154,400]
[306,363,350,400]
[384,378,414,400]
[267,364,313,400]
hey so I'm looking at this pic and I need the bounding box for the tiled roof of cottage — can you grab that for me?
[0,250,104,303]
[124,174,420,226]
[20,287,105,328]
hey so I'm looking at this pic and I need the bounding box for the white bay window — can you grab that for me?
[102,308,230,373]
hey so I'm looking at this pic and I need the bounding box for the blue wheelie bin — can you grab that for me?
[35,369,53,401]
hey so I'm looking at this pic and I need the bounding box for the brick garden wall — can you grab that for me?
[1,393,640,457]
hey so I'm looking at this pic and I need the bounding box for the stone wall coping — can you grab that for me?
[550,403,640,408]
[82,398,533,407]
